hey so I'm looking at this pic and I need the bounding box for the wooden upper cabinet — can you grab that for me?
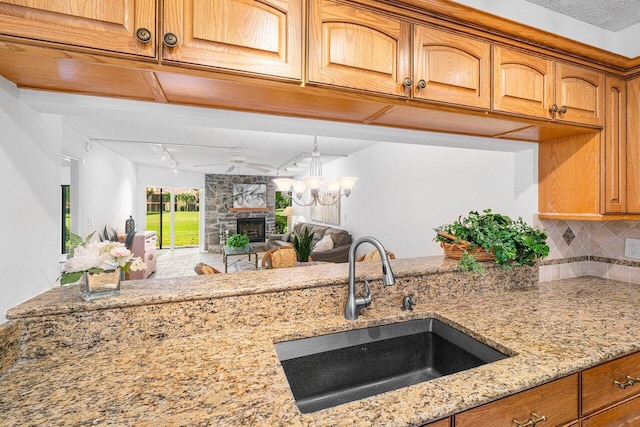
[162,0,302,80]
[413,25,490,109]
[493,46,554,119]
[307,0,410,96]
[604,76,627,214]
[627,77,640,214]
[494,46,604,126]
[555,63,604,126]
[0,0,156,57]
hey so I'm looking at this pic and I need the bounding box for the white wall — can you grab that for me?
[0,78,61,323]
[0,78,141,323]
[61,127,138,238]
[296,142,537,258]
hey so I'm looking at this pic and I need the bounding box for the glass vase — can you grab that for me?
[80,267,121,301]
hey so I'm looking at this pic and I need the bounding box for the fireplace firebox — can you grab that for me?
[237,217,266,243]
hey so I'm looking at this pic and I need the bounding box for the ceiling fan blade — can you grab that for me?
[246,163,272,173]
[225,165,237,173]
[193,162,226,167]
[248,162,274,168]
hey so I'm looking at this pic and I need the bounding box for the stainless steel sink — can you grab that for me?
[275,318,509,413]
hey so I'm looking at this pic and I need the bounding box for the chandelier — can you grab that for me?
[273,137,358,206]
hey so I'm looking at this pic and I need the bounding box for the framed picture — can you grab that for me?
[310,198,340,225]
[233,184,266,208]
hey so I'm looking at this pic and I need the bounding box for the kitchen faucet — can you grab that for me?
[344,236,396,320]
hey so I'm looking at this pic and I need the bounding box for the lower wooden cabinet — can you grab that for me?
[582,351,640,416]
[581,395,640,427]
[455,374,579,427]
[449,351,640,427]
[422,418,449,427]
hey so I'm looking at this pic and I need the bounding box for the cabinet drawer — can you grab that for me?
[455,374,578,426]
[582,351,640,415]
[422,418,449,427]
[581,394,640,427]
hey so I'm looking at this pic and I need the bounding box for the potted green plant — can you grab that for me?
[226,233,250,249]
[434,209,549,274]
[293,228,314,262]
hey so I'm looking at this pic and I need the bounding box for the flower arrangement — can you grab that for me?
[60,232,147,285]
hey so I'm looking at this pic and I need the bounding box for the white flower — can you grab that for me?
[63,233,146,274]
[63,245,102,273]
[128,258,146,272]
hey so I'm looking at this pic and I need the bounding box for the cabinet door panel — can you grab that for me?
[413,26,490,109]
[582,351,640,415]
[0,0,155,56]
[163,0,302,80]
[308,0,410,96]
[556,63,603,126]
[455,374,578,427]
[627,77,640,213]
[581,395,640,427]
[604,77,626,213]
[422,418,449,427]
[493,46,554,119]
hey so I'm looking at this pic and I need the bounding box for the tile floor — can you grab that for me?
[148,248,267,279]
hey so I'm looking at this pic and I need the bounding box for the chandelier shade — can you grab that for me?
[273,137,358,206]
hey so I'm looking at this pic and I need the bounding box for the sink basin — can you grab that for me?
[275,318,509,413]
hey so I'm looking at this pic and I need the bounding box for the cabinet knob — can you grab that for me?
[135,28,152,43]
[163,32,179,47]
[416,79,426,89]
[402,77,413,88]
[558,105,568,114]
[548,104,558,113]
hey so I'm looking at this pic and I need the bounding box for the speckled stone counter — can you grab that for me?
[1,257,639,426]
[0,321,18,375]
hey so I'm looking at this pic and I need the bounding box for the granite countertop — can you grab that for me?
[2,262,640,425]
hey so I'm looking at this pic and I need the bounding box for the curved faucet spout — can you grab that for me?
[344,236,396,320]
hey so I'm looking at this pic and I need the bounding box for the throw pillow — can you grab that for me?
[325,229,351,247]
[313,234,335,252]
[281,232,291,242]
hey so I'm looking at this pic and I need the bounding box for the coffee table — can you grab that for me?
[222,245,258,273]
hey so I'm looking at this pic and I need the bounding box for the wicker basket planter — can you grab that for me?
[437,232,495,261]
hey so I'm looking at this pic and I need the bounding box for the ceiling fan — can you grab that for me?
[194,148,274,173]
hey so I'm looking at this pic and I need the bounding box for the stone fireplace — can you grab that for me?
[205,174,276,252]
[237,217,266,242]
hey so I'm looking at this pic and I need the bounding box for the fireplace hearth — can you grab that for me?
[237,217,266,242]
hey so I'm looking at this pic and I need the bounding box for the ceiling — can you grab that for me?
[524,0,640,32]
[47,1,630,175]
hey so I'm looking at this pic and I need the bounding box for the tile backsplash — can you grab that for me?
[537,219,640,284]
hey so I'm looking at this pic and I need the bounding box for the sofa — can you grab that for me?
[267,222,352,263]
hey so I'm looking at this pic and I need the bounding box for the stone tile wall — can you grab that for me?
[204,174,276,252]
[537,219,640,284]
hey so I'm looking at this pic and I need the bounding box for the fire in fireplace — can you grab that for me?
[237,217,266,242]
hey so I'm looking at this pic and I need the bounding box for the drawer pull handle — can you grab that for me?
[513,412,547,427]
[614,375,640,389]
